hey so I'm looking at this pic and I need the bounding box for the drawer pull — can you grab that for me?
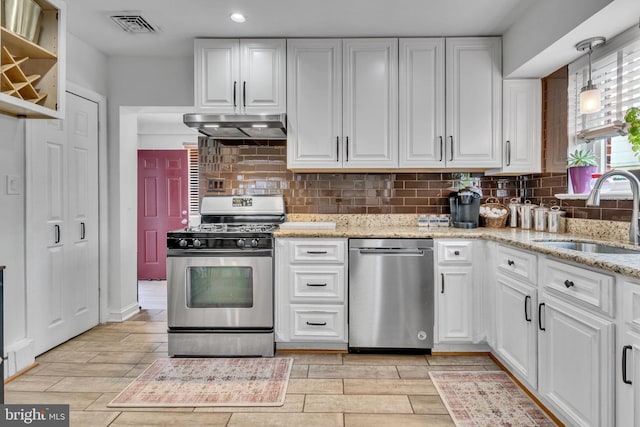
[441,273,445,294]
[564,280,575,288]
[507,260,515,266]
[306,250,328,254]
[524,295,531,322]
[538,303,546,331]
[454,250,460,256]
[623,345,633,385]
[306,321,327,326]
[306,283,327,287]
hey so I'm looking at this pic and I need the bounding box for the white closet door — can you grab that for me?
[27,92,99,355]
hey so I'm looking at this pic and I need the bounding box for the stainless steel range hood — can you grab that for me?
[183,113,287,139]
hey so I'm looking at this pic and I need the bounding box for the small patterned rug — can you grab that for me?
[108,357,292,407]
[429,371,557,427]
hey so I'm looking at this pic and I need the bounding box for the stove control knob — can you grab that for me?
[193,239,202,248]
[236,239,246,248]
[251,239,259,247]
[178,239,188,248]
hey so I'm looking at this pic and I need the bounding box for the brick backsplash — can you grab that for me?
[198,138,632,222]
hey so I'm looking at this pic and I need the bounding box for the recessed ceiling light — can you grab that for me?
[230,13,246,23]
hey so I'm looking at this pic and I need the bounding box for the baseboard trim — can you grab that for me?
[4,362,39,384]
[107,302,140,323]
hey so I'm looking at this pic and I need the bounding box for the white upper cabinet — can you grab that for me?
[398,38,445,168]
[445,37,502,168]
[195,39,285,113]
[287,39,342,168]
[287,38,398,170]
[342,39,398,169]
[0,0,66,119]
[488,79,542,175]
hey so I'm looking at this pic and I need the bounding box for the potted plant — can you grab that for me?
[625,107,640,157]
[568,148,598,193]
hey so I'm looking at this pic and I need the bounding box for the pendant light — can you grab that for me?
[575,37,606,115]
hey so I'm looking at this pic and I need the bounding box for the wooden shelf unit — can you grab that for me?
[0,0,64,118]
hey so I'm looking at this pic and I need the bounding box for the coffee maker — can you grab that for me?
[449,190,481,228]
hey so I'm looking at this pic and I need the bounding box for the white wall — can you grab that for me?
[0,115,27,377]
[66,33,108,95]
[106,56,193,320]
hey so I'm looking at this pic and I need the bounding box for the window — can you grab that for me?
[568,25,640,174]
[187,145,200,214]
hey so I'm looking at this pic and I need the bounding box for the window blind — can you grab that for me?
[187,146,200,214]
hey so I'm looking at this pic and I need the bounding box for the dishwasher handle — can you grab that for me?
[357,249,427,256]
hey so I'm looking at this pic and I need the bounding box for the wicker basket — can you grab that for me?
[480,197,509,228]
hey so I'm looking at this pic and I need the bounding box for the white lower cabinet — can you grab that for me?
[618,280,640,426]
[538,291,614,427]
[494,273,538,389]
[275,238,348,348]
[435,240,475,343]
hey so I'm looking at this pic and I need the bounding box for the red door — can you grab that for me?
[138,150,189,279]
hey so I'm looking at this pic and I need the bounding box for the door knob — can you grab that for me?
[181,219,188,225]
[182,210,188,215]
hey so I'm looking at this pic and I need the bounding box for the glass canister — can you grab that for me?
[507,198,521,228]
[547,206,566,233]
[533,205,549,231]
[518,200,537,230]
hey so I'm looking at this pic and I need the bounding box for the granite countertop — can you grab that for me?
[274,224,640,280]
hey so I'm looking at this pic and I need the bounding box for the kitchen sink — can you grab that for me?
[534,240,640,255]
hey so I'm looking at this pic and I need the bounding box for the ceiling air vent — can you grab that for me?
[110,12,158,33]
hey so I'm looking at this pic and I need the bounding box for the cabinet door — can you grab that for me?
[445,38,501,168]
[494,274,537,388]
[287,39,343,169]
[343,39,398,169]
[240,39,286,114]
[437,266,473,342]
[538,292,614,427]
[399,38,445,168]
[194,39,240,111]
[501,79,541,174]
[620,327,640,427]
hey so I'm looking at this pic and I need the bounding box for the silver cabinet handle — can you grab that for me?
[233,81,237,108]
[449,136,454,161]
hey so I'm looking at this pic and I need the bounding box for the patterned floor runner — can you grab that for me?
[108,357,292,407]
[429,371,557,426]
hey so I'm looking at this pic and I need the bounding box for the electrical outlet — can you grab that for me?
[6,175,21,195]
[207,178,225,192]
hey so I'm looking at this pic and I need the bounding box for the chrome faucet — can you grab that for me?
[586,170,640,245]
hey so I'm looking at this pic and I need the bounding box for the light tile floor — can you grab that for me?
[5,283,503,426]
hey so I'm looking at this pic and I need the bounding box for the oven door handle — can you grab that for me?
[167,249,273,257]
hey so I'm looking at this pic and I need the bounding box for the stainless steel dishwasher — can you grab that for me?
[348,239,434,352]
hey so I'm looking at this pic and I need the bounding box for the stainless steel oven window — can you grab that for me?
[186,266,253,308]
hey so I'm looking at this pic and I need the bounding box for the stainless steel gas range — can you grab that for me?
[166,195,286,357]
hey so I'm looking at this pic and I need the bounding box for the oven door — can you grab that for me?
[167,249,273,329]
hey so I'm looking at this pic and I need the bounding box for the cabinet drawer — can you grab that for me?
[437,240,472,264]
[542,259,614,317]
[290,240,346,263]
[290,305,346,342]
[496,245,537,283]
[290,266,345,303]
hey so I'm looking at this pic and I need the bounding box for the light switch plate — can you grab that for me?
[6,175,21,195]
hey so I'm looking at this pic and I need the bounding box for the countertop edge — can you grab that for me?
[274,226,640,280]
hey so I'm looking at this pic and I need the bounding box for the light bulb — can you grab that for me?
[230,13,246,23]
